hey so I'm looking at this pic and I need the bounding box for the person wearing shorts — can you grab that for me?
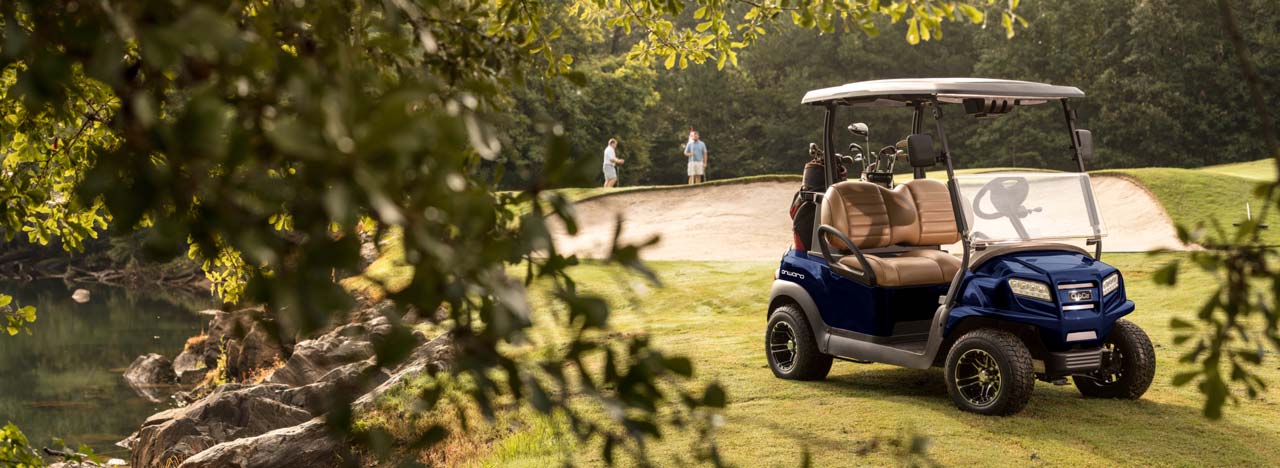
[684,131,708,184]
[602,138,624,188]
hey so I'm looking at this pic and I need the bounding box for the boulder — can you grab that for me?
[130,384,315,468]
[173,350,210,386]
[227,320,286,379]
[263,318,391,387]
[125,354,176,402]
[177,420,345,468]
[177,334,453,468]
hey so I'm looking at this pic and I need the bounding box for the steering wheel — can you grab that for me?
[972,177,1042,239]
[973,177,1036,219]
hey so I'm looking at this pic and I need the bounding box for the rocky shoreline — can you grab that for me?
[119,301,451,468]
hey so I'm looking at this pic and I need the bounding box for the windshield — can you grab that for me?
[955,172,1106,245]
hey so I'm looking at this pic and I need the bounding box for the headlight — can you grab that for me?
[1102,273,1120,296]
[1008,278,1052,301]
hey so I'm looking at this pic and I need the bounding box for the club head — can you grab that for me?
[848,123,868,137]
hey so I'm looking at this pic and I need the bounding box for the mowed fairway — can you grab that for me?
[481,254,1280,467]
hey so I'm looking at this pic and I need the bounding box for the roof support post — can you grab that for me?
[822,103,837,189]
[1061,99,1087,173]
[911,102,926,180]
[930,101,972,309]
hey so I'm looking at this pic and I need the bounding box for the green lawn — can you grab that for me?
[1201,159,1278,181]
[1099,167,1280,244]
[467,255,1280,467]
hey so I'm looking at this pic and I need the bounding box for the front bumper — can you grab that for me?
[1045,347,1103,376]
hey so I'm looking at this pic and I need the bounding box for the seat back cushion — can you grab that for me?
[821,182,892,250]
[903,179,960,245]
[886,184,920,245]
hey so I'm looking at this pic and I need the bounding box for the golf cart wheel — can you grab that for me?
[944,329,1036,416]
[1072,320,1156,399]
[765,304,832,380]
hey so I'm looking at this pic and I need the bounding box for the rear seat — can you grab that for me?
[820,179,961,287]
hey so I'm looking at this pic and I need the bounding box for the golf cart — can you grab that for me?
[768,78,1156,415]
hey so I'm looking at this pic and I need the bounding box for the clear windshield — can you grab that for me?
[954,172,1106,245]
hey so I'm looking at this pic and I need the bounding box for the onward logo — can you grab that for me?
[779,269,805,280]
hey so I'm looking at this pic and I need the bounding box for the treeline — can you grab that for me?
[489,0,1279,187]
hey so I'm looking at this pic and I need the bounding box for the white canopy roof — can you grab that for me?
[801,78,1085,105]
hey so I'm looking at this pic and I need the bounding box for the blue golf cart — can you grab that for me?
[768,78,1156,415]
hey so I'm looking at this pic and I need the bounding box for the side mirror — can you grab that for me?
[848,123,868,137]
[906,133,935,168]
[1074,129,1094,161]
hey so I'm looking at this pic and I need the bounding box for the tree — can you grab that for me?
[0,0,1020,464]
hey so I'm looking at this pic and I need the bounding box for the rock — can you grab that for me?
[125,354,176,402]
[227,320,286,379]
[126,354,176,385]
[173,350,210,386]
[130,302,455,467]
[71,289,91,303]
[177,420,345,468]
[178,334,453,468]
[263,319,387,387]
[130,384,315,468]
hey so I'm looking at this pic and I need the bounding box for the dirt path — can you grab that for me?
[550,176,1183,261]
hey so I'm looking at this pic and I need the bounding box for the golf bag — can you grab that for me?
[790,161,838,252]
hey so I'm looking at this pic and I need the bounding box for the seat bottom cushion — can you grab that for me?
[838,249,961,287]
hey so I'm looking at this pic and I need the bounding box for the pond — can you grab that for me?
[0,280,213,458]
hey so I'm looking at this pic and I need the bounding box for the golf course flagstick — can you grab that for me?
[1233,202,1270,229]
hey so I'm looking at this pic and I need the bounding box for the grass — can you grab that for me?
[1201,159,1278,181]
[349,161,1280,465]
[449,255,1280,467]
[1099,166,1280,244]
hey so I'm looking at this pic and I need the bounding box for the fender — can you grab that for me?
[769,279,832,353]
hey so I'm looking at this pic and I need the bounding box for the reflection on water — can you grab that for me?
[0,280,212,457]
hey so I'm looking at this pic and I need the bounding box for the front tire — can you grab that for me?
[944,329,1036,416]
[1073,319,1156,399]
[766,304,832,380]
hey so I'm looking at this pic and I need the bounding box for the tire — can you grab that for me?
[766,304,832,380]
[1072,319,1156,399]
[944,329,1036,416]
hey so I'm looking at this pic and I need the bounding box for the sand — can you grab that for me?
[549,175,1183,261]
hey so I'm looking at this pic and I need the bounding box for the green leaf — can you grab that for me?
[702,382,727,408]
[1172,370,1200,386]
[1153,260,1180,285]
[664,356,693,377]
[18,306,35,322]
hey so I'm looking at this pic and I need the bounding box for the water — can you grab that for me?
[0,280,213,458]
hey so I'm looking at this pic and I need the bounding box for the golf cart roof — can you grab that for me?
[801,78,1085,106]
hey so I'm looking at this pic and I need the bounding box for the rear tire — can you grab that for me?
[766,304,832,380]
[944,329,1035,416]
[1073,320,1156,399]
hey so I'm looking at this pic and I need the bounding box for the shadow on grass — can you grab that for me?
[739,366,1277,466]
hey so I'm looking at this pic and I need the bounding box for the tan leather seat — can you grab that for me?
[821,179,961,287]
[837,250,961,287]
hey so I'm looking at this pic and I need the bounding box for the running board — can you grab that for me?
[825,334,934,369]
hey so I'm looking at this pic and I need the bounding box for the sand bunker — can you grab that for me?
[550,175,1182,261]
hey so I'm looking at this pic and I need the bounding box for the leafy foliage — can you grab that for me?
[0,0,1014,465]
[0,423,42,468]
[0,294,35,336]
[1154,182,1280,419]
[1150,0,1280,420]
